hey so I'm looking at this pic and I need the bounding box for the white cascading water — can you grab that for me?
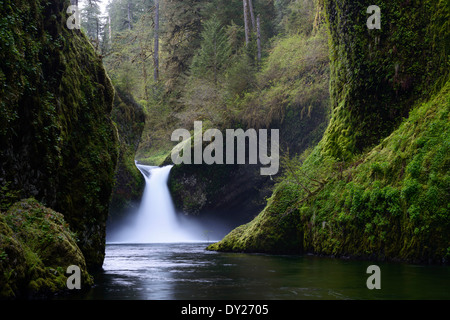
[109,164,202,243]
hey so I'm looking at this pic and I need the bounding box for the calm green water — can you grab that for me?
[81,243,449,300]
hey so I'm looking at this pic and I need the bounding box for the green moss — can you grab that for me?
[109,88,146,221]
[207,181,303,253]
[321,0,449,160]
[211,0,449,264]
[211,78,449,263]
[0,0,119,269]
[0,199,93,298]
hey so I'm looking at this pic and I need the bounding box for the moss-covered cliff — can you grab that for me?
[321,0,449,159]
[209,0,449,264]
[109,88,145,225]
[209,80,450,262]
[0,0,118,274]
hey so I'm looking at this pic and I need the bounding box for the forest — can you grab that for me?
[0,0,448,299]
[83,0,331,225]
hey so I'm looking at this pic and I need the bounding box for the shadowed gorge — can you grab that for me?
[0,0,118,297]
[0,0,448,301]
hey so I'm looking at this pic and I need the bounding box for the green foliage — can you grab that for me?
[282,0,317,35]
[80,0,102,48]
[0,181,20,212]
[161,0,205,97]
[228,53,258,97]
[201,0,277,48]
[191,17,231,84]
[103,7,155,101]
[237,30,329,131]
[107,0,153,34]
[177,17,234,128]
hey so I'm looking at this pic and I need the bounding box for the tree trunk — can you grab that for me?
[257,14,261,63]
[127,0,133,30]
[243,0,250,46]
[95,17,99,51]
[248,0,256,32]
[108,15,112,42]
[154,0,160,81]
[142,48,149,100]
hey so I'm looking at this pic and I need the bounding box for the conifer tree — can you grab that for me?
[80,0,101,49]
[163,0,205,95]
[190,17,231,84]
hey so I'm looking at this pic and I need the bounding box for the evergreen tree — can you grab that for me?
[103,0,155,100]
[100,14,112,54]
[202,0,277,47]
[80,0,102,49]
[191,17,231,84]
[108,0,152,35]
[162,0,206,97]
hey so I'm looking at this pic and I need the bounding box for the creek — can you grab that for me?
[83,242,449,300]
[88,165,449,300]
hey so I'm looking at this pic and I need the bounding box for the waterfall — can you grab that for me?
[109,164,202,243]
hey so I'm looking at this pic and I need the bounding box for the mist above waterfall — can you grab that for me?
[107,164,209,243]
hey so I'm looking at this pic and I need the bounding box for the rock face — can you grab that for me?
[209,0,450,263]
[169,161,273,224]
[0,0,118,271]
[321,0,449,160]
[0,199,92,298]
[109,88,146,228]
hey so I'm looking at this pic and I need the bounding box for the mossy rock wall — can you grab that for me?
[321,0,449,160]
[109,88,146,225]
[210,80,450,263]
[0,199,92,298]
[207,182,303,254]
[166,126,270,218]
[210,1,449,264]
[0,0,118,269]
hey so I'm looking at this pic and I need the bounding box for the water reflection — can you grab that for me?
[82,243,450,300]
